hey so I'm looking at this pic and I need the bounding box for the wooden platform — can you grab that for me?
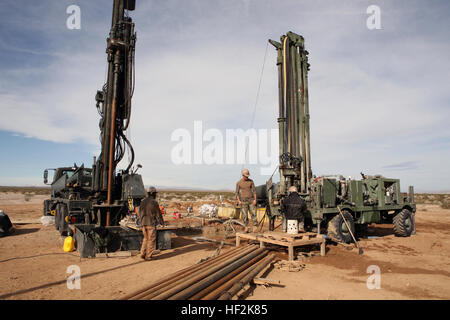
[236,231,326,261]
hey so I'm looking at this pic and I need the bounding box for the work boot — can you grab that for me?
[147,250,161,260]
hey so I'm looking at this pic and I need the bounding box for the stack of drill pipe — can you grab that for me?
[153,245,261,300]
[217,254,276,300]
[165,247,266,300]
[122,244,272,300]
[192,250,270,300]
[121,245,246,300]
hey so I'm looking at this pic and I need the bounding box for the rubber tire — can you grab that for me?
[43,200,50,216]
[327,211,355,244]
[393,208,413,237]
[55,204,62,231]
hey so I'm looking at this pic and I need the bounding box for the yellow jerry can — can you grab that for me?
[256,207,267,222]
[63,236,75,252]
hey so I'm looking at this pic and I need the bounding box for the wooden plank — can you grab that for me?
[288,245,294,261]
[291,239,323,246]
[236,232,326,259]
[263,231,319,243]
[235,233,259,241]
[265,231,316,239]
[95,251,132,258]
[253,278,283,286]
[256,237,291,247]
[320,239,326,257]
[11,220,41,224]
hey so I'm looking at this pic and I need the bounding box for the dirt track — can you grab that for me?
[0,192,449,300]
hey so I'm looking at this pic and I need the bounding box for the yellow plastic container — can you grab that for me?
[256,208,267,223]
[63,236,75,252]
[218,207,240,219]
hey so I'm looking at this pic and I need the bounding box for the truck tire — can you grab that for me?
[59,204,69,236]
[327,211,355,244]
[55,203,62,231]
[43,200,50,216]
[393,208,413,237]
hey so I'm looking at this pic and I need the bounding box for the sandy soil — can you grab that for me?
[249,204,450,300]
[1,193,449,300]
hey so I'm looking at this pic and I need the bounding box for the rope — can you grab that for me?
[242,41,269,168]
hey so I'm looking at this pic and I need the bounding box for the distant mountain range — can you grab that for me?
[0,185,448,194]
[149,186,234,193]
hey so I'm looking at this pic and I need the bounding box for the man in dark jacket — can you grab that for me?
[282,186,307,232]
[139,186,164,260]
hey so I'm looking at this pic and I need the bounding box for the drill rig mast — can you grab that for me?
[260,32,313,230]
[259,32,416,241]
[269,32,312,195]
[43,0,146,239]
[93,0,140,226]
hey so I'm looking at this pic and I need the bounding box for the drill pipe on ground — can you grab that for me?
[189,250,268,300]
[134,245,257,300]
[149,245,259,300]
[168,248,268,300]
[201,253,272,300]
[122,245,245,300]
[129,245,251,300]
[217,254,276,300]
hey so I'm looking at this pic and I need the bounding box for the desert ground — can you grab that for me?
[0,190,449,300]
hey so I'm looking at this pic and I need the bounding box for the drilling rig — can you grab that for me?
[257,32,416,243]
[42,0,146,251]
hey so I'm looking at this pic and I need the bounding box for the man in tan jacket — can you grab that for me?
[139,186,164,261]
[236,168,257,227]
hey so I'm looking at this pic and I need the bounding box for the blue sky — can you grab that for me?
[0,0,449,192]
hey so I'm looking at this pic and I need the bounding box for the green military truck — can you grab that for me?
[259,173,416,243]
[308,174,416,242]
[43,164,146,236]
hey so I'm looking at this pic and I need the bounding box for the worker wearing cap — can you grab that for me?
[282,186,307,232]
[236,169,257,227]
[138,186,164,261]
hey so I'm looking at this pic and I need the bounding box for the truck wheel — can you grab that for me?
[55,204,62,231]
[393,208,413,237]
[43,200,50,216]
[59,204,69,236]
[327,211,355,244]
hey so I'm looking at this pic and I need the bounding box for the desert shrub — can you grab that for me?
[414,193,450,209]
[0,186,50,195]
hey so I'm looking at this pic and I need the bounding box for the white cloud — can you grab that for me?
[1,0,449,191]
